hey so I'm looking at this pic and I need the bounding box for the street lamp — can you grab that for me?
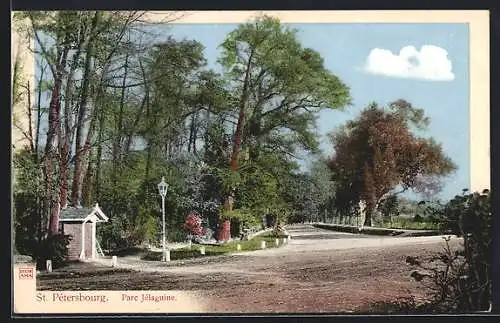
[158,177,169,262]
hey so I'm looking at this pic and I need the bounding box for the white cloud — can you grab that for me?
[364,45,455,81]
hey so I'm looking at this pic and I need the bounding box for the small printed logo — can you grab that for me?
[19,267,34,280]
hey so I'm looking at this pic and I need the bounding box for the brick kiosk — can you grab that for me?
[59,203,108,261]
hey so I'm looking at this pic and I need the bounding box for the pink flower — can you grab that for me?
[184,212,205,236]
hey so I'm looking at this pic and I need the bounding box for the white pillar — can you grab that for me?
[92,222,96,260]
[260,241,266,249]
[236,244,242,251]
[111,256,117,267]
[200,246,205,255]
[275,238,279,246]
[283,238,287,244]
[80,222,86,261]
[164,250,171,262]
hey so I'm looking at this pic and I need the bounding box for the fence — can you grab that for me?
[320,206,442,230]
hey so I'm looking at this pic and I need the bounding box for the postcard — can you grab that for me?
[11,10,490,315]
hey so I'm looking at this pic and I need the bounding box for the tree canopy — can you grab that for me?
[328,100,457,226]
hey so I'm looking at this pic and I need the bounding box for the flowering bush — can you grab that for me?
[184,212,205,236]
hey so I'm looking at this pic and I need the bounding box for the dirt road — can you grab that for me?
[38,224,461,313]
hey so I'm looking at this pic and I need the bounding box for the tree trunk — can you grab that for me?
[112,50,130,187]
[71,11,100,207]
[189,111,199,154]
[125,91,147,154]
[363,208,373,227]
[34,65,46,162]
[59,19,86,209]
[59,70,76,209]
[24,81,34,152]
[45,46,69,235]
[94,94,106,201]
[144,143,153,182]
[82,149,95,206]
[188,112,195,153]
[223,50,255,230]
[229,49,254,172]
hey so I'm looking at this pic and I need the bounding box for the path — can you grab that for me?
[38,224,461,313]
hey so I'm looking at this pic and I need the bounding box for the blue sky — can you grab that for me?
[157,22,470,200]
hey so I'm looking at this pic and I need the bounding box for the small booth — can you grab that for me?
[59,203,108,261]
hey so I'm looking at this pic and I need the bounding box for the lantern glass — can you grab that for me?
[158,177,168,197]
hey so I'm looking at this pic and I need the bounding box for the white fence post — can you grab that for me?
[237,244,242,251]
[260,241,266,249]
[111,256,117,267]
[275,238,279,246]
[200,246,205,255]
[46,260,52,273]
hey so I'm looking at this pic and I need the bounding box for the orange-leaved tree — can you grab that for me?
[328,100,457,226]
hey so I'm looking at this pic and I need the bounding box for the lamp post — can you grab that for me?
[158,177,169,262]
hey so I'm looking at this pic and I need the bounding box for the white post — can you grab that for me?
[164,250,170,262]
[260,241,266,249]
[80,222,86,261]
[46,260,52,272]
[92,222,96,260]
[200,246,205,255]
[283,237,287,244]
[236,244,241,251]
[275,238,279,246]
[288,235,292,240]
[111,256,117,267]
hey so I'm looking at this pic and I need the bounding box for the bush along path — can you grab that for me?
[313,223,443,237]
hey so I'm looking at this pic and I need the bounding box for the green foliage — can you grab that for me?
[220,208,259,226]
[38,234,71,269]
[13,149,48,262]
[432,189,491,238]
[219,14,351,172]
[378,195,400,218]
[281,156,334,224]
[406,189,492,313]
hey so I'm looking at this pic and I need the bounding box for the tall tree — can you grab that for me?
[328,100,457,226]
[218,15,351,211]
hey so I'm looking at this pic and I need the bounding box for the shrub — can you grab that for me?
[378,195,400,217]
[406,189,492,313]
[36,234,72,269]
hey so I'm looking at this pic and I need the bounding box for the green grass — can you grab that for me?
[141,231,289,261]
